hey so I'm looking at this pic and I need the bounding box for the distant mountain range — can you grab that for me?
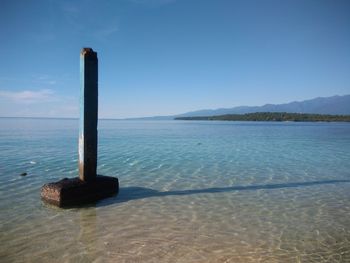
[132,95,350,120]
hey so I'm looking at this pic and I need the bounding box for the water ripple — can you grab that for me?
[1,119,350,262]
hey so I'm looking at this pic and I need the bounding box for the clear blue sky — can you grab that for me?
[1,0,349,118]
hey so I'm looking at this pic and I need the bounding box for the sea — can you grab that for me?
[0,118,350,263]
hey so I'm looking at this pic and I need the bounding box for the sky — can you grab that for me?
[0,0,349,118]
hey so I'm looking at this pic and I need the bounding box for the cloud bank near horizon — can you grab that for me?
[0,89,78,118]
[0,89,56,104]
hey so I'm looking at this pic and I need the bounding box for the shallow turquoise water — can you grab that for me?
[1,118,350,262]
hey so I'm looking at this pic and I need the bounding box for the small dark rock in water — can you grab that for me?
[20,172,27,176]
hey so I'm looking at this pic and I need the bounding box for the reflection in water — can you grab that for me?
[78,208,100,261]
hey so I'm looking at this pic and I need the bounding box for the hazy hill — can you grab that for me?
[128,95,350,120]
[175,95,350,118]
[175,112,350,122]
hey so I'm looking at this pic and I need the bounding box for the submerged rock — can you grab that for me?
[41,175,119,207]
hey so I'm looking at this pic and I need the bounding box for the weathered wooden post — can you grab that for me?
[41,48,119,207]
[79,48,98,182]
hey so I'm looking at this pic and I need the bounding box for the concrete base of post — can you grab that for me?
[41,176,119,207]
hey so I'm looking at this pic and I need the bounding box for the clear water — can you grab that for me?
[1,118,350,263]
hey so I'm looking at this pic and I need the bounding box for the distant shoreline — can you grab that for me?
[175,112,350,122]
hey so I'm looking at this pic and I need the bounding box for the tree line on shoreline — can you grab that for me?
[175,112,350,122]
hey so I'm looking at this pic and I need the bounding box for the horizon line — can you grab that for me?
[0,116,166,121]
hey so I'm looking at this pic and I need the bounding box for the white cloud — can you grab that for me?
[128,0,176,5]
[93,24,119,41]
[34,32,56,43]
[59,1,120,41]
[0,89,78,118]
[33,75,57,85]
[0,89,56,104]
[61,2,80,14]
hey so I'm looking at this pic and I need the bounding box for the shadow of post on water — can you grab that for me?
[96,179,350,207]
